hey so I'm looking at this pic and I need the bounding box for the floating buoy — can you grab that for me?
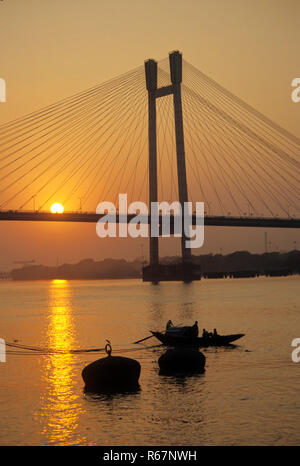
[82,342,141,393]
[158,348,206,375]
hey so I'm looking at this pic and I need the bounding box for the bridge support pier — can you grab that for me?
[144,51,193,281]
[170,51,192,264]
[145,59,159,267]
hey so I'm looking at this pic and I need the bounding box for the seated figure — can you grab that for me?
[166,320,173,331]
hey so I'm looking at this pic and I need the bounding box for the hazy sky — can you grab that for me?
[0,0,299,270]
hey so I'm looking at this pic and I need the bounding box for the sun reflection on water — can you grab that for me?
[39,279,85,445]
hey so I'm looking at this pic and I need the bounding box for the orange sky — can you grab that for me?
[0,0,299,270]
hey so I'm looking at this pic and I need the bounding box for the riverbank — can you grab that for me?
[8,250,300,280]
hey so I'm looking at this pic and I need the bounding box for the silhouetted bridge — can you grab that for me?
[0,50,299,279]
[0,210,299,229]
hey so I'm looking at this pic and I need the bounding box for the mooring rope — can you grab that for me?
[4,340,162,355]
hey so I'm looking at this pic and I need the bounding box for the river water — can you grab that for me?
[0,276,299,446]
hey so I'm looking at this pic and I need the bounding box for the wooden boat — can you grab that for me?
[150,330,245,347]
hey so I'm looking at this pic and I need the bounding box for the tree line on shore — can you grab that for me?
[10,250,300,280]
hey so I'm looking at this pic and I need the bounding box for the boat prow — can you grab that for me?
[225,333,245,344]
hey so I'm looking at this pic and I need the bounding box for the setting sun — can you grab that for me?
[50,203,64,214]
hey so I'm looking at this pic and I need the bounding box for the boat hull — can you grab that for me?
[151,331,245,347]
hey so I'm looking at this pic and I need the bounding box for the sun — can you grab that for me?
[50,202,64,214]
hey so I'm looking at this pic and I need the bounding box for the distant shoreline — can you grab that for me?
[2,250,298,281]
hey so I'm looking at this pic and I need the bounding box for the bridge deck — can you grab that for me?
[0,211,299,229]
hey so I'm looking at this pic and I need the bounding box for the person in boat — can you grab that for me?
[192,321,199,337]
[202,328,209,339]
[166,320,173,330]
[213,328,218,337]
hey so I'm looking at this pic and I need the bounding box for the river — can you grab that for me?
[0,276,299,445]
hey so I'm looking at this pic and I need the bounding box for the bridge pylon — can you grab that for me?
[144,51,195,282]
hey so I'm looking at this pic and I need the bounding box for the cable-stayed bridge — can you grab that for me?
[0,51,299,271]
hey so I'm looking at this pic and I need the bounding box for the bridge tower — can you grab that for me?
[144,51,192,278]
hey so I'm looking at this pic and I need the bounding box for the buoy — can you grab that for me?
[158,348,206,375]
[82,342,141,393]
